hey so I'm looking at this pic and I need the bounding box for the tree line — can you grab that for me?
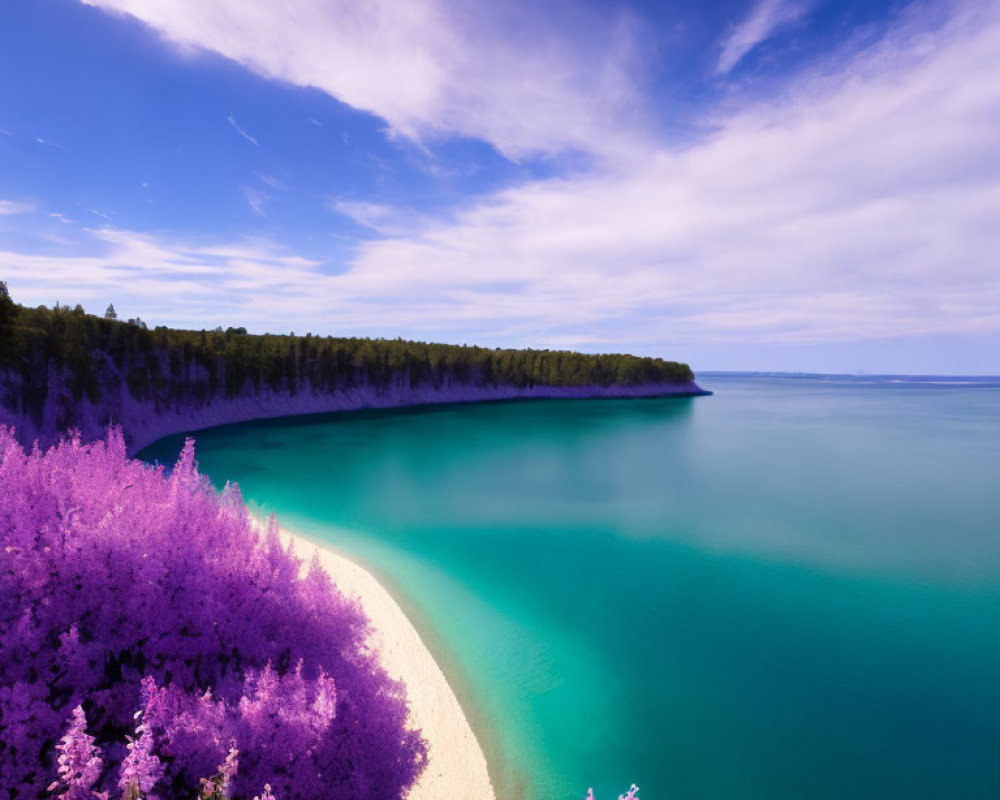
[0,287,693,422]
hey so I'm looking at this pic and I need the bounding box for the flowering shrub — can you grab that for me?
[0,428,425,799]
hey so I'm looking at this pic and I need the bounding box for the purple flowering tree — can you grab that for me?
[0,427,425,799]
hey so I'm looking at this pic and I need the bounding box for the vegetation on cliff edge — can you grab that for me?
[0,286,694,434]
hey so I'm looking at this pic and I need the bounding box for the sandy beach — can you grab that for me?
[279,528,497,800]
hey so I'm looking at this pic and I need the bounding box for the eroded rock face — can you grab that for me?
[0,362,707,454]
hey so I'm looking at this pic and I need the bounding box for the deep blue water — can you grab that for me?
[142,374,1000,800]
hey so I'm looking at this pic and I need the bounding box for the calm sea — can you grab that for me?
[141,374,1000,800]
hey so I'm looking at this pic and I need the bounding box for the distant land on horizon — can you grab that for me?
[699,371,1000,380]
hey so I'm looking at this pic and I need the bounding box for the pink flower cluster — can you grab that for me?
[0,428,425,798]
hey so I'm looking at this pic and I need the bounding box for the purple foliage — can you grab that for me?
[0,427,425,799]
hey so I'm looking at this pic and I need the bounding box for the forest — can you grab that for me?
[0,283,694,431]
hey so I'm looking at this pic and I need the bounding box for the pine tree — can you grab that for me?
[0,281,15,329]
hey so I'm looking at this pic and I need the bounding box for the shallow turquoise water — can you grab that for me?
[141,375,1000,800]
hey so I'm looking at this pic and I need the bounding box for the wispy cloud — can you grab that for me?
[243,186,269,216]
[331,200,415,236]
[226,112,259,146]
[256,173,284,190]
[0,200,33,215]
[33,136,68,152]
[717,0,809,74]
[83,0,649,160]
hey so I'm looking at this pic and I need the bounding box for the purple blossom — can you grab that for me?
[252,785,276,800]
[118,692,164,799]
[49,705,103,800]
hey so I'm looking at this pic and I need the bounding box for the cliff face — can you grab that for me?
[0,305,707,454]
[0,359,707,454]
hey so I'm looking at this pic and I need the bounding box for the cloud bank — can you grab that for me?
[331,2,1000,347]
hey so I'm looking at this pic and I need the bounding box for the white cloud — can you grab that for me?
[0,200,33,215]
[331,200,416,236]
[717,0,809,74]
[226,113,259,146]
[33,136,68,151]
[81,0,648,160]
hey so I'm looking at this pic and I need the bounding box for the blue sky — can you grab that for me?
[1,0,998,374]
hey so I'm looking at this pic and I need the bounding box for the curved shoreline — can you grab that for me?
[278,527,497,800]
[121,380,709,453]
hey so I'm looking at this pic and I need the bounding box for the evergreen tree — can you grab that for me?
[0,281,16,329]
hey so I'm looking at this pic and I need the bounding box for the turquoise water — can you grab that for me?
[141,374,1000,800]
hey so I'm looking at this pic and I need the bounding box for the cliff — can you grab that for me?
[0,296,708,454]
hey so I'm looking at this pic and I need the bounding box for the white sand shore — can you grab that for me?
[279,528,497,800]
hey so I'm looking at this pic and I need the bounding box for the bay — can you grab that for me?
[141,374,1000,800]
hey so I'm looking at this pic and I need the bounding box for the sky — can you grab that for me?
[1,0,998,374]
